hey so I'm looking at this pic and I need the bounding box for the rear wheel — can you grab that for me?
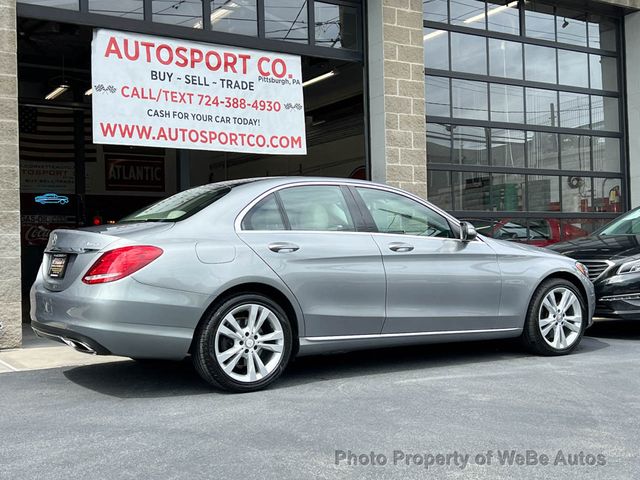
[522,279,586,355]
[192,294,292,392]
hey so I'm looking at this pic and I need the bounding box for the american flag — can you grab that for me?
[19,106,97,162]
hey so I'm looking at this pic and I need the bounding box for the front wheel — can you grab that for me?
[522,279,586,356]
[192,294,293,392]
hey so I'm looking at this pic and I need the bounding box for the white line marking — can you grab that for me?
[0,357,20,372]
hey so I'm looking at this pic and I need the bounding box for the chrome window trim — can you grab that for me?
[302,327,521,342]
[234,180,471,240]
[237,229,477,243]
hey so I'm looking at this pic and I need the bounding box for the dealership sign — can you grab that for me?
[91,29,306,155]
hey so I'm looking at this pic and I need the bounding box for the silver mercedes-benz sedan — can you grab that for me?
[31,177,595,392]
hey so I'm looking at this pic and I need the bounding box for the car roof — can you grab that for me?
[211,176,389,190]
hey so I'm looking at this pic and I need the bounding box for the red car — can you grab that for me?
[466,218,589,247]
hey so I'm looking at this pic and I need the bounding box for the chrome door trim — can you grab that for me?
[301,327,520,342]
[234,180,464,234]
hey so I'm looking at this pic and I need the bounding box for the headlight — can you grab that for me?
[575,262,589,278]
[618,259,640,275]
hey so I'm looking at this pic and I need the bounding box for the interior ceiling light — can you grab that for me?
[211,1,238,23]
[463,1,518,25]
[423,29,446,41]
[45,84,70,101]
[84,88,93,96]
[194,1,238,27]
[302,70,337,87]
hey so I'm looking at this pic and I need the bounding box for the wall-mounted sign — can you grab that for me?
[21,161,75,194]
[105,154,165,192]
[34,193,70,205]
[91,29,307,155]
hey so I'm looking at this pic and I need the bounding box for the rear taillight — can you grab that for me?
[82,246,163,284]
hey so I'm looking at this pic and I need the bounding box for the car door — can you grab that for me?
[236,183,386,337]
[351,186,504,334]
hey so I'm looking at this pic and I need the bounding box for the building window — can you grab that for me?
[152,0,203,28]
[265,0,309,43]
[424,0,623,245]
[314,2,359,49]
[89,0,144,19]
[21,0,78,10]
[210,0,258,36]
[19,0,363,53]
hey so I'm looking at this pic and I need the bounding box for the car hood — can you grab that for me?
[548,235,640,261]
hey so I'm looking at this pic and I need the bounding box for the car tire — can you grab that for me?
[522,278,586,356]
[192,293,293,393]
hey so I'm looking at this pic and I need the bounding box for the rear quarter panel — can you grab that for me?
[131,234,306,337]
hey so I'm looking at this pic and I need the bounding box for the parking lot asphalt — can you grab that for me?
[1,319,639,480]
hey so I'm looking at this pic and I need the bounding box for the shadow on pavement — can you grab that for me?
[62,335,610,398]
[63,359,211,398]
[279,335,608,388]
[586,318,640,340]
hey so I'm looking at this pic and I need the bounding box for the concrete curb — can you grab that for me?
[0,345,127,373]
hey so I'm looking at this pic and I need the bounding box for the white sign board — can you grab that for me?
[91,29,306,155]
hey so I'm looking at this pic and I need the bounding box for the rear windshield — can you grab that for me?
[120,185,232,223]
[597,208,640,235]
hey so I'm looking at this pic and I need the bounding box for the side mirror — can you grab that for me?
[460,221,478,242]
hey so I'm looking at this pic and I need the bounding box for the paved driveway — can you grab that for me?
[1,320,639,479]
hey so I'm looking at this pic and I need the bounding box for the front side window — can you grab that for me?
[278,186,355,231]
[355,188,454,238]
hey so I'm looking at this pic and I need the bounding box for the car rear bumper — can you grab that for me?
[31,320,111,355]
[30,276,209,360]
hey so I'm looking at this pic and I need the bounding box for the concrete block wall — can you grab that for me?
[368,0,427,198]
[0,0,21,349]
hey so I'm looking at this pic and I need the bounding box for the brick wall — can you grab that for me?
[0,0,21,349]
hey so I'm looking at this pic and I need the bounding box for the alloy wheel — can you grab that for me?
[213,303,285,383]
[538,287,583,350]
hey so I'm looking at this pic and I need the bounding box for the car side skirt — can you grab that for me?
[297,327,522,356]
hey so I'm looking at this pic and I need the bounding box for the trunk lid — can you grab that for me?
[41,223,173,291]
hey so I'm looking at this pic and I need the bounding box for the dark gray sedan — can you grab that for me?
[31,177,595,392]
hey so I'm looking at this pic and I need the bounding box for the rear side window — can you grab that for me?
[241,195,286,231]
[279,186,355,232]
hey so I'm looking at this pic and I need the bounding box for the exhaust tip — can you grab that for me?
[61,338,97,355]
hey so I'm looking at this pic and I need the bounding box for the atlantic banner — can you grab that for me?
[91,29,307,155]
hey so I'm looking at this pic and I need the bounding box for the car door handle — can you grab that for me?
[268,242,300,253]
[388,242,414,252]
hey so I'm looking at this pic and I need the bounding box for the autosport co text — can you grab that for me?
[334,450,607,470]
